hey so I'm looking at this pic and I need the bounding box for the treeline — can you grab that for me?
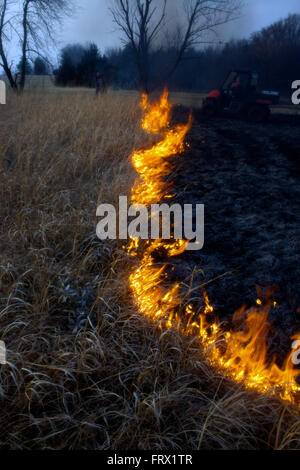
[15,57,49,76]
[54,43,115,88]
[55,14,300,94]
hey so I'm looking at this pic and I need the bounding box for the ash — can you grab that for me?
[168,108,300,363]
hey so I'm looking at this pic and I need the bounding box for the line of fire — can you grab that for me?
[126,89,300,405]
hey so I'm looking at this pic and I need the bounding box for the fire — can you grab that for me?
[127,89,300,405]
[141,89,172,133]
[131,108,192,205]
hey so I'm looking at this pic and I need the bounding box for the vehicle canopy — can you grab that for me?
[222,69,259,91]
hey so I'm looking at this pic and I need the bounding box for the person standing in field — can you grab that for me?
[95,72,104,95]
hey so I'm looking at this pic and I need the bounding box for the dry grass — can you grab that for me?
[0,91,300,450]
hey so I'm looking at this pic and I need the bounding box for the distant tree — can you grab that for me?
[55,43,111,88]
[55,45,81,86]
[34,57,48,75]
[17,58,33,75]
[0,0,72,92]
[76,43,103,87]
[110,0,167,92]
[251,14,300,89]
[18,0,72,91]
[106,44,137,89]
[110,0,241,92]
[59,44,86,69]
[0,0,18,89]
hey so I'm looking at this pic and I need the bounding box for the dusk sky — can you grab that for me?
[58,0,300,55]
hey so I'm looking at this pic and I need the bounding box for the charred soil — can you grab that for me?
[166,109,300,364]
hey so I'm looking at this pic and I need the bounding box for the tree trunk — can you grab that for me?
[0,0,18,90]
[20,0,29,91]
[0,45,17,90]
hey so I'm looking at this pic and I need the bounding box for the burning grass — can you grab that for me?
[0,91,300,449]
[128,90,300,405]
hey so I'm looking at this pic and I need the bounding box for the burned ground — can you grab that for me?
[167,110,300,364]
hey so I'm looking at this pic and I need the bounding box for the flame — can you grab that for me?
[141,88,172,133]
[127,90,300,405]
[131,117,192,205]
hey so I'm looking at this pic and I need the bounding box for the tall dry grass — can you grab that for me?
[0,91,300,450]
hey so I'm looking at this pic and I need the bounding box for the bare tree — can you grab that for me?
[111,0,167,92]
[162,0,241,85]
[0,0,18,89]
[111,0,241,92]
[19,0,71,91]
[0,0,71,91]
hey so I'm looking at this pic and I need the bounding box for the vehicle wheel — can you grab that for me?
[202,100,217,118]
[247,105,269,123]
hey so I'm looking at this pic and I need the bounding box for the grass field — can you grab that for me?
[2,72,297,112]
[0,90,300,449]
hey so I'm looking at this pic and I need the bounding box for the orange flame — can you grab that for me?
[141,88,172,133]
[131,91,192,206]
[127,90,300,405]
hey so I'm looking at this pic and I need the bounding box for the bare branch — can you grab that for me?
[0,0,18,89]
[156,0,242,89]
[110,0,167,92]
[18,0,73,90]
[110,0,242,92]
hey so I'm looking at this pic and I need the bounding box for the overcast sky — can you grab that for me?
[3,0,300,68]
[58,0,300,55]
